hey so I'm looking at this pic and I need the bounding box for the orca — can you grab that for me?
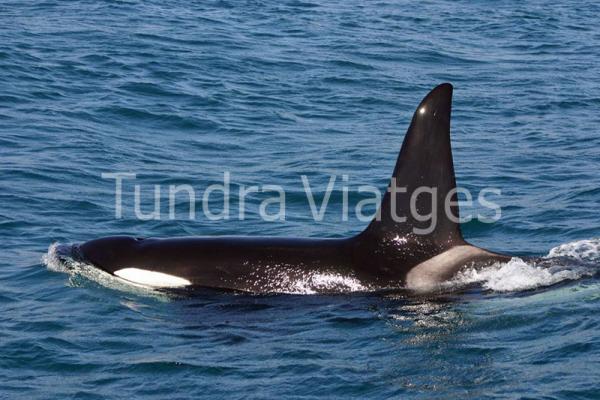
[61,83,511,293]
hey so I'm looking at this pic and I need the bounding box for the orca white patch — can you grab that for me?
[114,268,191,288]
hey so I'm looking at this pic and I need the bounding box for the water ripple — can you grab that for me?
[2,0,600,398]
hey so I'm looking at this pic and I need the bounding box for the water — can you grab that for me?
[2,0,600,398]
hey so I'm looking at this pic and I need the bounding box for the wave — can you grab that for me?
[449,239,600,293]
[451,258,593,293]
[546,238,600,262]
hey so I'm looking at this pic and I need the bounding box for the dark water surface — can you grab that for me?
[1,1,600,398]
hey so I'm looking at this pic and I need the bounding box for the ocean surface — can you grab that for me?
[2,0,600,398]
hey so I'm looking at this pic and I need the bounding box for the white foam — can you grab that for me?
[43,242,67,273]
[114,268,191,288]
[452,257,589,292]
[286,272,367,294]
[546,238,600,262]
[392,235,408,245]
[446,238,600,293]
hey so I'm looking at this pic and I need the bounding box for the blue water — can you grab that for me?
[2,0,600,398]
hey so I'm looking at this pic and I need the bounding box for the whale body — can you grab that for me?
[64,83,510,293]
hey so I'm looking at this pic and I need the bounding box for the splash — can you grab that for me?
[43,243,168,299]
[42,242,69,273]
[546,238,600,262]
[450,239,600,293]
[286,271,368,295]
[232,261,370,294]
[452,258,590,292]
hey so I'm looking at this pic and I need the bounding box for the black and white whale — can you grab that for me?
[60,83,512,293]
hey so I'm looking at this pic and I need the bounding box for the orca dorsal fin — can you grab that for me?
[365,83,464,248]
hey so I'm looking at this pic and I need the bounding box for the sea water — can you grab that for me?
[1,1,600,398]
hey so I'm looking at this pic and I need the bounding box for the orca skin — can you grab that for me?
[68,83,511,293]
